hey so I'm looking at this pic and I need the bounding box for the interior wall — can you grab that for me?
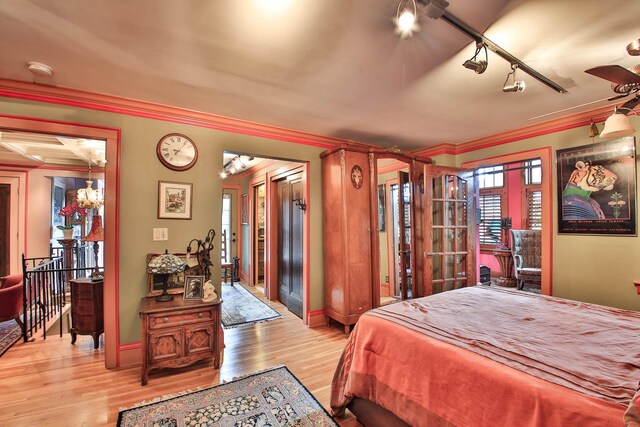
[0,96,326,345]
[442,116,640,311]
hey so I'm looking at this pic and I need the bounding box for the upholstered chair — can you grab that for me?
[0,274,25,334]
[510,230,542,290]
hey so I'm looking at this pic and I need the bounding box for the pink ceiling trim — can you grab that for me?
[0,79,350,149]
[412,106,613,157]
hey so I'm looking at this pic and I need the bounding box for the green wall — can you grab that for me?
[437,116,640,311]
[0,97,325,344]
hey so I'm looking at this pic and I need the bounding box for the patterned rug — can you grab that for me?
[221,283,281,328]
[0,320,21,357]
[118,366,338,427]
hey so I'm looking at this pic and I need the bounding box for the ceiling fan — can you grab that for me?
[585,64,640,101]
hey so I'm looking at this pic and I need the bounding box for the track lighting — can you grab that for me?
[394,0,566,93]
[462,42,488,74]
[502,64,526,93]
[395,0,418,39]
[220,154,254,179]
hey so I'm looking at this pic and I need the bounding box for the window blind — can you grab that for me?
[527,189,542,230]
[479,194,502,245]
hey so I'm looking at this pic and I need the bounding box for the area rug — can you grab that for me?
[0,320,21,357]
[221,283,281,328]
[117,365,338,427]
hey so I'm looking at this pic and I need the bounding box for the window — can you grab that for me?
[478,165,504,189]
[526,189,542,230]
[524,159,542,185]
[479,192,503,247]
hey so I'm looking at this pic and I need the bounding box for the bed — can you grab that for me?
[330,286,640,427]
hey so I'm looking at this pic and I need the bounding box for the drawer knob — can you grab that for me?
[163,317,169,323]
[198,313,203,318]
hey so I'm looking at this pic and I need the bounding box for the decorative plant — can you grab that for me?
[608,192,626,219]
[57,203,88,230]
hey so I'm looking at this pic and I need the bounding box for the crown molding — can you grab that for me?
[0,78,352,149]
[412,104,614,158]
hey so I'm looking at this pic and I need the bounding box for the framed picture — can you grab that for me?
[183,275,205,300]
[556,136,636,235]
[146,253,201,297]
[241,193,249,224]
[377,184,386,231]
[158,181,192,220]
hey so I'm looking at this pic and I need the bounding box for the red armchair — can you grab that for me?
[0,274,25,333]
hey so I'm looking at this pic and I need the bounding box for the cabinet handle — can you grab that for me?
[198,313,203,318]
[163,317,169,323]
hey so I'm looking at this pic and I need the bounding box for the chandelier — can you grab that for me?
[76,162,104,209]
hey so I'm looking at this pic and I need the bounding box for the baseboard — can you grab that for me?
[119,342,141,368]
[307,309,326,328]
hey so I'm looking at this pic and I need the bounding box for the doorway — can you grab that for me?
[276,172,304,319]
[253,183,265,287]
[376,159,412,306]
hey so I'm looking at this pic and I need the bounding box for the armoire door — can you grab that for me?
[277,172,303,319]
[425,168,476,295]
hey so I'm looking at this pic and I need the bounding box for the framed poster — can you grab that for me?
[556,136,636,235]
[158,181,192,220]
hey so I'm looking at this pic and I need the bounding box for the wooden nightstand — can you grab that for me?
[70,277,104,349]
[139,295,221,386]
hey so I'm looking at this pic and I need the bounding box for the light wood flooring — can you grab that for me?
[0,284,358,426]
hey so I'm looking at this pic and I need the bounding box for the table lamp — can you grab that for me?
[83,214,104,278]
[147,250,186,302]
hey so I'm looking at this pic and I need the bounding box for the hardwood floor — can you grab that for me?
[0,284,359,426]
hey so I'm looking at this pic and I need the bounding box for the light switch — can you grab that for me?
[153,228,168,241]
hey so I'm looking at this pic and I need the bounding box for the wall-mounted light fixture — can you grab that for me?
[462,42,488,74]
[600,95,639,139]
[502,64,526,93]
[292,197,307,212]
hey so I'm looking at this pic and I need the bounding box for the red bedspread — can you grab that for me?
[331,286,640,426]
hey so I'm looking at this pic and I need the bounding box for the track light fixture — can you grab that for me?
[395,0,419,39]
[463,42,488,74]
[220,154,255,179]
[394,0,567,93]
[502,64,526,93]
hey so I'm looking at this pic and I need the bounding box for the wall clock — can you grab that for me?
[156,133,198,171]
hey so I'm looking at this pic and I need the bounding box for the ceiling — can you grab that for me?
[0,0,638,152]
[0,130,106,167]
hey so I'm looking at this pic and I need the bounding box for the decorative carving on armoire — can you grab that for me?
[369,153,375,176]
[418,173,424,193]
[339,149,346,175]
[384,145,402,154]
[351,165,363,189]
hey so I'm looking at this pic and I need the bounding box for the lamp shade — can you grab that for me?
[147,251,186,275]
[600,113,635,139]
[83,214,104,242]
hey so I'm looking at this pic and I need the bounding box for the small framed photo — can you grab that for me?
[184,275,205,300]
[158,181,192,220]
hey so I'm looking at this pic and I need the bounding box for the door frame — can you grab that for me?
[265,163,310,323]
[0,114,120,368]
[461,147,553,295]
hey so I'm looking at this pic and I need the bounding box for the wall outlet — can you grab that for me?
[153,228,168,241]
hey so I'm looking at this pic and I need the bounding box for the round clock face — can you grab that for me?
[156,133,198,171]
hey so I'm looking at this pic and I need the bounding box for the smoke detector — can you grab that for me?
[27,61,53,77]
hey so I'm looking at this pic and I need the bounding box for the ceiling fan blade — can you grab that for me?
[608,93,630,102]
[585,65,640,85]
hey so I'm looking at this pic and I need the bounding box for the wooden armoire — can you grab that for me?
[321,144,476,333]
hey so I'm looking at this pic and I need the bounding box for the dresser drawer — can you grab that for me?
[149,307,214,329]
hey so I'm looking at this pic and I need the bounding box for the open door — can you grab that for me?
[424,167,476,295]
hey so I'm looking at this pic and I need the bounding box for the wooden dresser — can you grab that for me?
[70,277,104,349]
[139,295,221,386]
